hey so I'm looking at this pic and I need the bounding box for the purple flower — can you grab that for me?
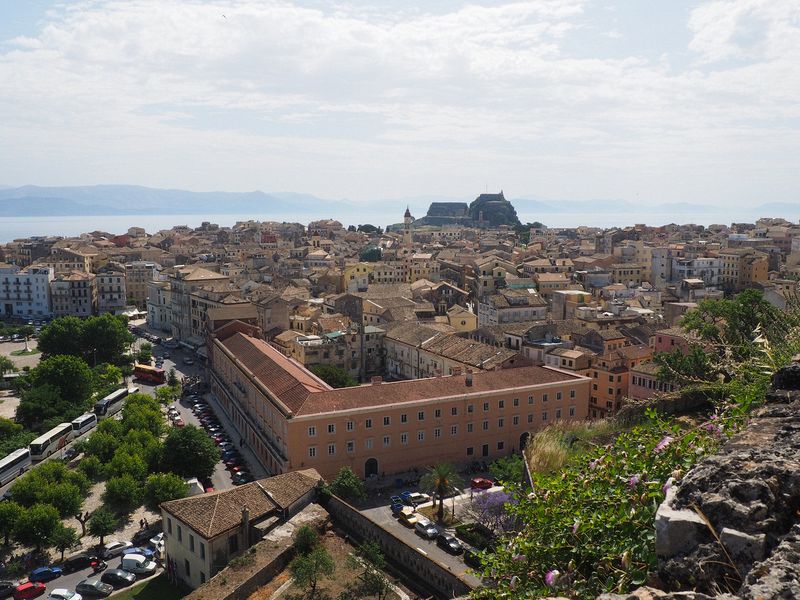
[513,553,526,562]
[654,435,674,452]
[662,477,673,495]
[572,520,580,535]
[588,459,598,470]
[628,474,641,488]
[545,569,560,587]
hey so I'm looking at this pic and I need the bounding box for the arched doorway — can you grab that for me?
[519,432,530,451]
[365,458,378,478]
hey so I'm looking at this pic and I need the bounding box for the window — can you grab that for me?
[190,535,195,552]
[451,407,458,416]
[328,444,336,455]
[383,436,390,447]
[346,440,355,453]
[167,518,172,534]
[483,402,489,412]
[327,424,336,434]
[570,390,576,399]
[308,426,316,437]
[513,398,519,407]
[527,414,533,424]
[542,411,548,421]
[467,404,474,414]
[400,433,408,445]
[451,425,458,436]
[528,395,533,404]
[185,559,191,577]
[365,438,373,449]
[482,420,489,431]
[200,543,205,560]
[467,423,474,433]
[498,418,504,428]
[383,416,390,426]
[434,427,441,438]
[346,420,354,432]
[400,413,407,423]
[555,408,562,420]
[467,447,474,456]
[569,406,575,417]
[542,393,548,402]
[418,411,425,421]
[608,375,614,382]
[200,572,206,584]
[418,430,425,442]
[556,392,562,400]
[365,418,372,429]
[512,415,519,426]
[497,441,504,450]
[608,388,614,395]
[435,409,442,418]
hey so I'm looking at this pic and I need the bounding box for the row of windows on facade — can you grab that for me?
[631,375,675,391]
[166,517,207,584]
[593,372,624,382]
[306,392,577,437]
[307,408,577,457]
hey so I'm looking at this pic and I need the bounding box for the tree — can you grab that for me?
[294,524,319,555]
[38,482,84,518]
[103,475,144,513]
[77,455,104,481]
[167,368,179,388]
[654,347,714,385]
[143,473,189,512]
[419,463,463,523]
[10,460,89,514]
[105,450,148,481]
[0,417,36,457]
[92,363,122,398]
[37,316,84,359]
[489,455,526,486]
[0,501,22,546]
[17,355,94,429]
[51,524,80,561]
[462,489,518,535]
[13,503,60,552]
[327,466,366,502]
[88,508,118,545]
[15,383,65,431]
[290,546,335,599]
[0,355,16,375]
[309,365,358,388]
[160,426,220,480]
[155,385,179,406]
[359,246,382,262]
[81,314,134,366]
[83,431,120,463]
[121,394,164,437]
[345,541,391,600]
[357,224,381,234]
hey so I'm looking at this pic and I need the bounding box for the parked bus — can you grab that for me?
[29,423,73,461]
[133,363,166,385]
[0,448,32,486]
[94,388,130,419]
[71,412,98,436]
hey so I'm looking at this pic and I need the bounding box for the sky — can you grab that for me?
[0,0,798,207]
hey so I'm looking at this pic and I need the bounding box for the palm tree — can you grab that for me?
[419,463,463,523]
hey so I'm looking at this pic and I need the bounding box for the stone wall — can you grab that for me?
[601,364,800,600]
[326,495,475,600]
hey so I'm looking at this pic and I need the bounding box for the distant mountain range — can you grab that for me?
[0,185,794,224]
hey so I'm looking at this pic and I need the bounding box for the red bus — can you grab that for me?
[133,363,166,384]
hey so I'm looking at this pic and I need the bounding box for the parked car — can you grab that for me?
[233,471,253,485]
[131,528,159,547]
[436,533,463,554]
[12,582,46,600]
[61,554,100,574]
[74,579,112,598]
[120,554,157,577]
[397,507,418,527]
[173,418,185,428]
[28,567,62,583]
[102,541,133,559]
[470,477,494,490]
[122,547,156,560]
[0,581,17,599]
[390,495,403,506]
[183,358,194,366]
[414,517,439,540]
[463,547,483,569]
[47,589,81,600]
[100,569,136,589]
[148,532,164,548]
[400,491,431,506]
[161,352,170,359]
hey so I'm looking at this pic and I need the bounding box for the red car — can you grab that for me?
[13,582,46,600]
[470,477,494,490]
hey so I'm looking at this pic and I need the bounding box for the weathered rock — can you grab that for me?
[719,527,766,564]
[738,523,800,600]
[655,487,709,558]
[597,589,719,600]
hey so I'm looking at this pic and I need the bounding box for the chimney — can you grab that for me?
[371,376,383,385]
[241,506,250,549]
[452,367,462,376]
[465,368,473,387]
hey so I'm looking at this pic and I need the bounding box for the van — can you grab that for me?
[120,554,157,577]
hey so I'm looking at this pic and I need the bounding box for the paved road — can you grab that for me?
[361,490,489,588]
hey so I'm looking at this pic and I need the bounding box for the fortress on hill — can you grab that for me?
[413,191,521,228]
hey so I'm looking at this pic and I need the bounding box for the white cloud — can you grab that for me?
[0,0,798,206]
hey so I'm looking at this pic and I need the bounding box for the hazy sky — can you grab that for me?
[1,0,798,206]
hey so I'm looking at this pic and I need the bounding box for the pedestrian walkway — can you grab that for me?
[202,391,271,480]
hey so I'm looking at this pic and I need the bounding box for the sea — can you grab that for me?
[0,208,778,243]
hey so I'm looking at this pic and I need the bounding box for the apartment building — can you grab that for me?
[50,271,97,317]
[209,329,591,480]
[40,247,96,275]
[629,361,678,401]
[717,248,768,291]
[125,261,160,307]
[146,280,172,333]
[476,289,547,326]
[169,266,230,342]
[96,266,127,315]
[0,264,54,319]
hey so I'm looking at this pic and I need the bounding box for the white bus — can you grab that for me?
[71,412,98,436]
[0,448,32,486]
[29,422,74,461]
[93,388,130,419]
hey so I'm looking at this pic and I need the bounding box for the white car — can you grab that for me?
[149,532,164,547]
[102,540,134,559]
[48,590,82,600]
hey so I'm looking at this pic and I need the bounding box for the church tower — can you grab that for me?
[403,206,413,247]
